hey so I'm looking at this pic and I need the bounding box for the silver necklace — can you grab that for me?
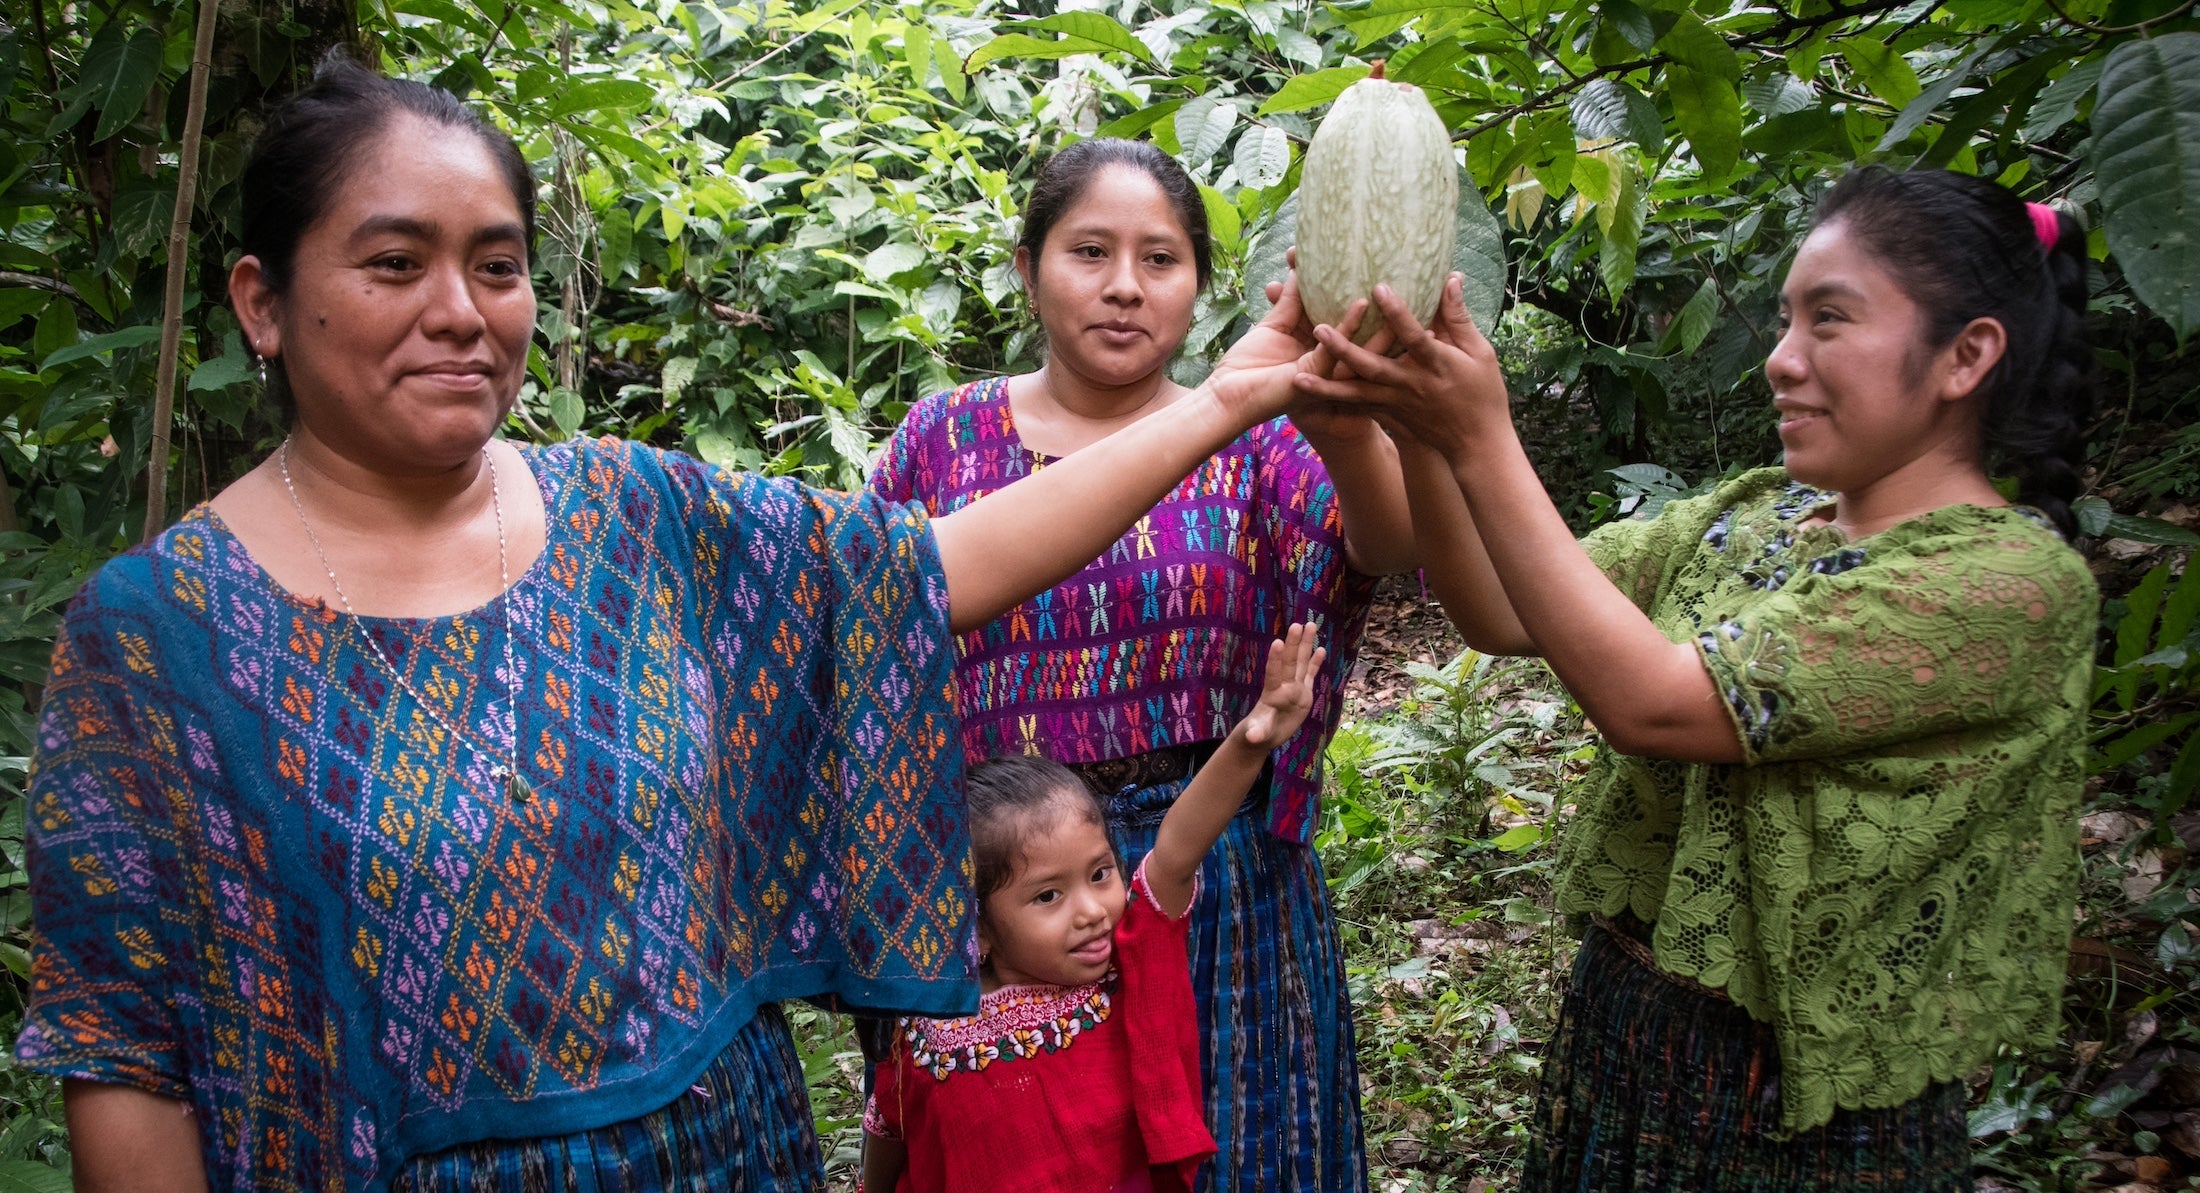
[277,438,534,804]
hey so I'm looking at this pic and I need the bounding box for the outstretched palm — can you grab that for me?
[1242,622,1326,748]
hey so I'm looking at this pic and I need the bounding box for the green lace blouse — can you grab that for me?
[1556,467,2098,1132]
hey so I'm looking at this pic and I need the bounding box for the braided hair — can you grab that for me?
[1814,168,2092,536]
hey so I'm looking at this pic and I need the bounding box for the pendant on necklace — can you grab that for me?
[493,764,534,804]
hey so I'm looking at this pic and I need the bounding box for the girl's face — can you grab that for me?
[233,114,536,475]
[979,796,1126,990]
[1766,220,1980,496]
[1017,165,1200,392]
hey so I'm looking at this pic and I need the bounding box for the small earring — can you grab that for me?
[256,356,268,388]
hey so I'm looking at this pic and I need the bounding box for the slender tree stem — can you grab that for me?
[144,0,220,541]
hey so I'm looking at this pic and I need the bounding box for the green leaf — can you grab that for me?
[1599,164,1641,295]
[1876,46,1987,151]
[41,325,161,371]
[1488,823,1543,852]
[1662,278,1718,353]
[1242,191,1298,322]
[189,333,256,391]
[110,186,175,259]
[0,289,45,334]
[2023,54,2105,142]
[1260,66,1370,115]
[863,240,924,283]
[1602,0,1656,53]
[1571,78,1631,140]
[2101,512,2200,546]
[0,1160,72,1193]
[1454,181,1507,331]
[1233,124,1292,190]
[1840,39,1922,107]
[2092,32,2200,342]
[963,32,1119,73]
[1199,184,1241,250]
[1668,66,1741,178]
[1176,96,1237,166]
[902,21,933,87]
[76,25,166,142]
[598,206,633,280]
[544,79,656,118]
[1656,13,1739,84]
[548,388,584,437]
[999,13,1153,63]
[1096,97,1186,141]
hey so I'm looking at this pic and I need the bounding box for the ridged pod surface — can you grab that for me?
[1295,68,1457,344]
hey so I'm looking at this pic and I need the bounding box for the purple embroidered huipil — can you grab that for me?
[867,377,1375,843]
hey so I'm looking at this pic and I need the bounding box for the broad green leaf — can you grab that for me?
[189,333,256,391]
[1840,39,1922,107]
[2023,54,2105,142]
[548,388,585,436]
[1667,66,1741,178]
[1274,27,1323,69]
[545,79,656,118]
[1656,13,1739,84]
[0,1160,71,1193]
[1000,13,1152,63]
[963,32,1116,73]
[598,206,634,280]
[863,240,925,283]
[1662,278,1718,353]
[0,290,45,334]
[1876,46,1986,152]
[1176,96,1237,166]
[1097,97,1186,141]
[1453,180,1507,331]
[1242,191,1298,322]
[1199,184,1241,249]
[2093,32,2200,341]
[2101,512,2200,546]
[77,25,165,142]
[41,325,161,371]
[1599,165,1641,296]
[1741,74,1815,119]
[1620,83,1664,156]
[111,186,175,259]
[1571,78,1631,140]
[902,22,932,88]
[1260,66,1369,116]
[1233,124,1292,191]
[1603,0,1656,53]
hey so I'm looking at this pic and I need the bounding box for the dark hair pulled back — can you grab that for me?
[239,52,536,414]
[1813,167,2092,537]
[965,755,1111,902]
[1020,138,1212,289]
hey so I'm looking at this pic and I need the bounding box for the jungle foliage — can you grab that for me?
[2,0,2198,1182]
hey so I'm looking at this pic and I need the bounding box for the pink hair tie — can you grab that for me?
[2026,201,2062,250]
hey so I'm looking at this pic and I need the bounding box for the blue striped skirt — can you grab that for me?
[1107,776,1369,1193]
[394,1004,822,1193]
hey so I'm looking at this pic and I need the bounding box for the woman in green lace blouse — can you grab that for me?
[1301,168,2099,1190]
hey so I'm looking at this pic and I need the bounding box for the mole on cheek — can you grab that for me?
[318,317,328,326]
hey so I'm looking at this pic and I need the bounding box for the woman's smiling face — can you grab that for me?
[1766,220,1958,495]
[1019,164,1201,392]
[240,113,536,473]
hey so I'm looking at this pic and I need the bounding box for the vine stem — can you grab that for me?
[2041,0,2198,35]
[143,0,220,541]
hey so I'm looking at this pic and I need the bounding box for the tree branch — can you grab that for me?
[144,0,220,541]
[0,271,80,297]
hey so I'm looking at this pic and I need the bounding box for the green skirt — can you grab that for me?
[1523,920,1973,1193]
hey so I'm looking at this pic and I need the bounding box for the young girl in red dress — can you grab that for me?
[860,625,1325,1193]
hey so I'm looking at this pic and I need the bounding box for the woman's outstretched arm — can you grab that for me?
[930,298,1325,633]
[1298,280,1741,763]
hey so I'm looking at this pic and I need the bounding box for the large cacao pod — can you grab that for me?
[1296,64,1458,345]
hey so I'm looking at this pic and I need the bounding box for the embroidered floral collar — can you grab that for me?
[903,974,1116,1080]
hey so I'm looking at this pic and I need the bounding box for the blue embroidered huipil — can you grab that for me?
[16,438,979,1192]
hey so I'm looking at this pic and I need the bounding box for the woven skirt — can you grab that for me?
[1107,775,1368,1193]
[1523,921,1973,1193]
[395,1004,822,1193]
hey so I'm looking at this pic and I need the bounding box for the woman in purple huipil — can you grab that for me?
[867,139,1415,1192]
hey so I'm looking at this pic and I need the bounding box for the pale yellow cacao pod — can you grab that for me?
[1296,66,1457,344]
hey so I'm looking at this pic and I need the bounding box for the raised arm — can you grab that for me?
[931,293,1329,633]
[1298,281,1741,764]
[1142,625,1324,917]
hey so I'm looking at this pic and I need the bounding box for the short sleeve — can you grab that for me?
[1696,525,2096,765]
[14,575,192,1097]
[865,392,947,509]
[1580,471,1784,613]
[1251,419,1379,840]
[646,441,979,1014]
[864,1048,906,1141]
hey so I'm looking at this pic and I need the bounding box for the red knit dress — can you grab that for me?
[864,863,1215,1192]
